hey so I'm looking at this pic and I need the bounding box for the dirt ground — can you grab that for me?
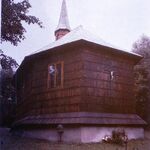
[0,128,150,150]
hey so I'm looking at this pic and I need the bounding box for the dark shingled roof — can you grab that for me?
[14,112,146,126]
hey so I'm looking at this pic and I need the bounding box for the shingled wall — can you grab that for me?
[15,42,137,122]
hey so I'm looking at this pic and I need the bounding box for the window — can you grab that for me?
[48,62,64,88]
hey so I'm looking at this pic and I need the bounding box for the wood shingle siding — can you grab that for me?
[14,41,143,126]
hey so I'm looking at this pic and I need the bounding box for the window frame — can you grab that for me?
[47,61,64,89]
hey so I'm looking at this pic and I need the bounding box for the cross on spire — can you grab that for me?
[55,0,71,40]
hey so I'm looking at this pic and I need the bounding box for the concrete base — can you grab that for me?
[21,126,144,143]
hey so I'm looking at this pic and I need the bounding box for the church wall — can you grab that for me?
[16,48,84,119]
[81,127,144,143]
[21,126,144,143]
[80,47,136,114]
[15,44,137,121]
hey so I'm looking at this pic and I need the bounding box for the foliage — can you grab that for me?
[0,50,18,100]
[2,0,43,46]
[134,65,149,119]
[132,35,150,120]
[102,129,128,145]
[133,35,150,58]
[0,50,18,70]
[0,50,18,126]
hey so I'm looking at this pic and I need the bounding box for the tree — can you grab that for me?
[132,35,150,121]
[0,50,18,100]
[1,0,43,46]
[0,50,18,126]
[1,0,43,125]
[134,65,149,119]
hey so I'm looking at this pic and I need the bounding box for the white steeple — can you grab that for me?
[55,0,71,40]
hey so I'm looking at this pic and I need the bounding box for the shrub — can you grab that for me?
[102,129,128,145]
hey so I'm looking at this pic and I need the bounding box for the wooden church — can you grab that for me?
[14,0,146,143]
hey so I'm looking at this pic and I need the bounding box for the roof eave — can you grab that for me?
[17,39,142,74]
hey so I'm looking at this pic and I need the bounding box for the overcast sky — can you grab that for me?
[2,0,150,64]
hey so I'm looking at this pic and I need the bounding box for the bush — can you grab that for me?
[102,129,128,145]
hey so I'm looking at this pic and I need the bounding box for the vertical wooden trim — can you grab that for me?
[54,63,57,87]
[47,61,64,89]
[47,65,50,88]
[61,61,64,88]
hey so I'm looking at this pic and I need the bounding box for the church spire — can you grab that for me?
[55,0,71,40]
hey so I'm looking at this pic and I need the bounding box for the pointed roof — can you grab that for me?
[31,26,141,58]
[55,0,71,31]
